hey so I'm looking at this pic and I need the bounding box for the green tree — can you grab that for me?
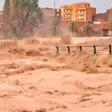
[69,21,79,34]
[3,0,43,37]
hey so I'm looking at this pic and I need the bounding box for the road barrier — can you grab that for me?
[56,45,112,55]
[0,38,111,55]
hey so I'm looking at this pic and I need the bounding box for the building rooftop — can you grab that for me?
[61,2,95,9]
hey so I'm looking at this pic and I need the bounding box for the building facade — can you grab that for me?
[107,8,112,21]
[56,3,96,23]
[93,8,112,36]
[94,8,112,22]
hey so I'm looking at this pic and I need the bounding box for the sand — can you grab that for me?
[0,37,112,112]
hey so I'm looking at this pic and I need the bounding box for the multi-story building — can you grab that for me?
[56,2,96,23]
[94,8,112,22]
[93,8,112,36]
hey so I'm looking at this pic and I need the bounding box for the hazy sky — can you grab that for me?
[0,0,112,13]
[0,0,4,10]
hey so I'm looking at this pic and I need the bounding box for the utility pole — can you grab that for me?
[54,0,56,9]
[54,0,56,16]
[52,0,57,35]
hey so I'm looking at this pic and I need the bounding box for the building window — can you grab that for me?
[64,10,68,13]
[64,14,67,17]
[68,10,70,13]
[86,4,90,7]
[68,15,71,17]
[81,10,85,14]
[57,14,59,16]
[57,9,60,12]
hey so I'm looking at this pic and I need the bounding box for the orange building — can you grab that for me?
[56,2,96,23]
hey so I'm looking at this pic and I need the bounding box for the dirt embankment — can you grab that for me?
[0,36,112,74]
